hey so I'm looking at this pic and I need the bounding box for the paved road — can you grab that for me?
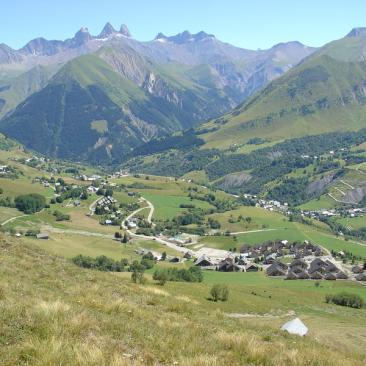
[122,197,193,255]
[124,206,150,223]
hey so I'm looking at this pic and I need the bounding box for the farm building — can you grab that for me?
[195,255,214,267]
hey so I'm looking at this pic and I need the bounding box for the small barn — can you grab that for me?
[244,263,259,272]
[195,255,214,267]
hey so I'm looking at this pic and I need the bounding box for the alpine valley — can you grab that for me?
[0,23,315,163]
[2,17,366,366]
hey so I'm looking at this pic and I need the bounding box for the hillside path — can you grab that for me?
[229,228,278,235]
[1,214,28,226]
[88,197,100,216]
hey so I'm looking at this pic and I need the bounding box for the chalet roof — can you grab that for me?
[352,265,364,274]
[309,259,327,273]
[297,270,310,279]
[310,271,323,280]
[355,273,366,281]
[336,271,348,280]
[266,263,287,276]
[289,259,307,269]
[195,255,213,266]
[310,258,326,266]
[244,263,259,271]
[286,271,298,280]
[324,272,337,280]
[292,266,304,274]
[324,260,338,272]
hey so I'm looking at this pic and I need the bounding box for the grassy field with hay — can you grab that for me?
[1,237,366,365]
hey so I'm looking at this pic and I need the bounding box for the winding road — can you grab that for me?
[122,198,194,255]
[88,197,101,216]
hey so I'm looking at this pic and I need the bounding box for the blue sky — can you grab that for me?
[2,0,366,50]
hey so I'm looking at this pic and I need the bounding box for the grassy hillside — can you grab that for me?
[200,55,366,150]
[0,50,238,165]
[123,32,366,198]
[0,64,58,118]
[183,31,365,152]
[1,237,366,365]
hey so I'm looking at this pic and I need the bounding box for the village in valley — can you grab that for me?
[2,152,365,283]
[4,4,366,363]
[0,144,366,360]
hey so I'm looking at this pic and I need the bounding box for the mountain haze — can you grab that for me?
[0,23,315,163]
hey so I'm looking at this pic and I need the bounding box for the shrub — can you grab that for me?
[141,258,155,270]
[25,228,40,237]
[136,228,153,236]
[325,292,364,309]
[154,271,168,286]
[72,255,128,272]
[130,260,146,284]
[122,232,129,243]
[53,210,70,221]
[14,193,46,213]
[179,203,195,209]
[153,267,203,283]
[0,196,14,208]
[210,284,229,302]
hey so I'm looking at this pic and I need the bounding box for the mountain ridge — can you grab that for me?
[0,23,319,165]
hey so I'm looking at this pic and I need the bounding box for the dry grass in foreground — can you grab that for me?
[0,236,365,366]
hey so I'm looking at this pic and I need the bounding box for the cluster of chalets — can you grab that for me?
[240,240,322,264]
[351,265,366,281]
[194,255,259,272]
[267,257,348,280]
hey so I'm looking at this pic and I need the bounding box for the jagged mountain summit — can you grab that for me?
[0,23,316,164]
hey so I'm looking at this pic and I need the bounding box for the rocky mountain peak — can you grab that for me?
[194,31,215,41]
[154,32,167,40]
[347,27,366,38]
[156,30,216,44]
[73,27,92,46]
[119,24,131,37]
[99,22,117,38]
